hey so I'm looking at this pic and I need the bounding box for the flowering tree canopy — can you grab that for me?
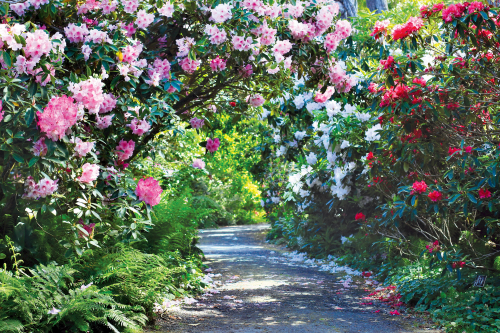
[0,0,356,254]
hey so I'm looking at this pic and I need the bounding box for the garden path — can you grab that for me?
[153,224,441,333]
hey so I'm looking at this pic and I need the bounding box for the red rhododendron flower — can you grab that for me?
[442,3,466,23]
[362,271,372,278]
[428,190,443,202]
[448,147,461,156]
[464,146,473,153]
[366,152,375,160]
[478,188,491,199]
[230,101,236,107]
[412,181,428,194]
[380,56,394,69]
[355,212,366,220]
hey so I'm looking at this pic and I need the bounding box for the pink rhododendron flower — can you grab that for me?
[128,118,151,136]
[37,95,78,141]
[316,4,338,32]
[78,219,96,238]
[210,3,233,23]
[442,3,466,23]
[31,137,48,156]
[283,2,304,18]
[464,146,473,154]
[324,33,341,53]
[64,23,90,43]
[123,0,139,13]
[206,138,220,153]
[247,94,265,107]
[190,117,204,129]
[314,86,335,103]
[115,139,135,160]
[122,22,136,37]
[71,137,94,157]
[68,77,104,114]
[78,163,100,183]
[85,29,109,44]
[96,115,113,129]
[23,176,58,199]
[100,0,118,14]
[179,57,201,74]
[232,35,253,51]
[10,2,30,15]
[239,64,253,77]
[392,17,424,41]
[468,1,484,13]
[288,20,311,40]
[136,9,155,29]
[135,177,163,206]
[99,93,117,113]
[0,100,3,122]
[204,25,227,45]
[158,2,175,17]
[210,56,227,72]
[272,40,293,55]
[24,30,52,61]
[192,158,205,169]
[335,20,352,39]
[121,42,143,63]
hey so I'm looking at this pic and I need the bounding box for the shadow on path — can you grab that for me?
[152,224,441,333]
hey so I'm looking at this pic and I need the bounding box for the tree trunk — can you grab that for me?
[366,0,388,13]
[337,0,358,18]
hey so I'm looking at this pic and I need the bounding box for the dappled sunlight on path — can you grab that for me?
[151,224,441,333]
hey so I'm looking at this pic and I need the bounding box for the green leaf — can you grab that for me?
[25,108,35,126]
[12,153,24,163]
[467,193,477,204]
[28,81,37,97]
[28,156,39,167]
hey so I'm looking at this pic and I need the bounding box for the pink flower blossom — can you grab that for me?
[135,177,163,206]
[210,56,227,72]
[179,57,200,74]
[128,118,151,136]
[232,35,253,51]
[96,115,113,129]
[10,2,30,15]
[100,0,117,14]
[123,0,139,13]
[115,139,135,160]
[24,30,52,61]
[136,9,155,29]
[192,158,205,169]
[315,86,335,103]
[204,25,227,45]
[239,64,253,77]
[158,2,175,17]
[247,94,265,107]
[37,95,78,141]
[335,20,352,39]
[206,138,220,153]
[210,3,233,23]
[0,100,3,122]
[324,33,340,53]
[23,176,58,199]
[32,137,48,156]
[190,117,204,129]
[68,77,104,114]
[71,137,94,157]
[64,23,90,43]
[99,93,117,113]
[121,42,143,64]
[78,219,96,238]
[78,163,100,183]
[272,40,293,55]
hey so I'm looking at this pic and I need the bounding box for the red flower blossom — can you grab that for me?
[229,101,236,107]
[362,271,372,278]
[366,152,375,160]
[448,147,461,156]
[428,190,443,202]
[479,188,491,199]
[412,181,428,194]
[380,56,395,70]
[442,3,466,23]
[355,212,366,221]
[464,146,473,153]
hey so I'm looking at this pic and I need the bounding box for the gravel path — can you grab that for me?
[152,224,441,333]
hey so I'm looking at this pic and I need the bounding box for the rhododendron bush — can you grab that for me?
[260,0,500,283]
[0,0,356,255]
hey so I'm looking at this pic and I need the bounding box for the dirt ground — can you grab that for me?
[147,224,443,333]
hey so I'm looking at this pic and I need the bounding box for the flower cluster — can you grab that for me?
[135,177,163,206]
[23,176,58,199]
